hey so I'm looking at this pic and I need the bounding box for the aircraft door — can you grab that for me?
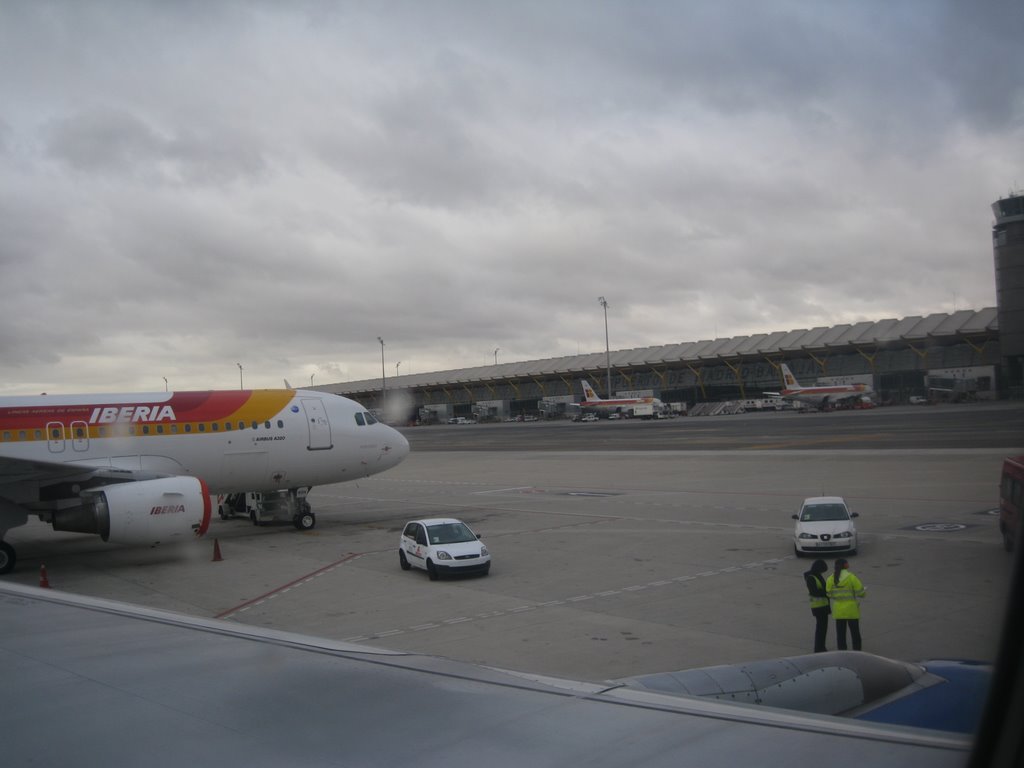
[301,399,333,451]
[46,422,66,454]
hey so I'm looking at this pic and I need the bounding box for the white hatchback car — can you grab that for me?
[792,496,859,556]
[399,518,491,580]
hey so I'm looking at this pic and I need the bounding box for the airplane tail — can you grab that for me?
[580,380,603,402]
[779,364,804,391]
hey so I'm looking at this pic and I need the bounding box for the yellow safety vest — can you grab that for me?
[826,570,866,619]
[806,573,829,609]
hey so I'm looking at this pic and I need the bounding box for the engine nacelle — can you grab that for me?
[77,477,212,545]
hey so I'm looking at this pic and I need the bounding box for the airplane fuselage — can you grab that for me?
[577,379,663,415]
[579,396,662,412]
[0,389,409,503]
[779,383,868,406]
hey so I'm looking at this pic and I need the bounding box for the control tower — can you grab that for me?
[993,192,1024,393]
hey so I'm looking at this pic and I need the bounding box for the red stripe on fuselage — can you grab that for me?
[782,385,864,396]
[582,399,654,406]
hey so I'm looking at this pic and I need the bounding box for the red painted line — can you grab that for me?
[214,552,362,618]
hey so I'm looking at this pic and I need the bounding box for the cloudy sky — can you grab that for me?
[1,1,1021,395]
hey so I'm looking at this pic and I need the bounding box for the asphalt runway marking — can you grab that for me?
[215,552,365,618]
[748,434,882,450]
[338,555,791,643]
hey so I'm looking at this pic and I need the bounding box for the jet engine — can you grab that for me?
[52,476,211,545]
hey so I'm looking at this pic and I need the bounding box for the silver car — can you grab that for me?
[792,496,859,556]
[399,518,491,580]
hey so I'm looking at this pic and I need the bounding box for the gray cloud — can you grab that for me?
[0,1,1019,394]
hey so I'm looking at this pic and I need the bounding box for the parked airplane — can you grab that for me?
[579,379,664,418]
[0,388,409,574]
[766,364,873,409]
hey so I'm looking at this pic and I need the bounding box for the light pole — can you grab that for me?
[598,296,611,397]
[163,376,168,392]
[377,337,386,406]
[236,363,243,390]
[396,360,401,377]
[494,347,499,365]
[310,373,315,387]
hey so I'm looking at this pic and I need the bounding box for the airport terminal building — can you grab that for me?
[321,193,1023,421]
[324,308,1001,422]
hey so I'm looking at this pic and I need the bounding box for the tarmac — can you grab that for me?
[4,403,1022,684]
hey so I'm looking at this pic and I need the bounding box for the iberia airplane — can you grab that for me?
[768,364,873,409]
[579,380,664,417]
[0,388,409,574]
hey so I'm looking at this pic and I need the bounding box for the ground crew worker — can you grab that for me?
[825,558,866,650]
[803,559,830,652]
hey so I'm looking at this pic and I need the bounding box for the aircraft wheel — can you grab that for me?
[399,550,411,571]
[427,559,439,581]
[294,511,316,530]
[0,541,15,575]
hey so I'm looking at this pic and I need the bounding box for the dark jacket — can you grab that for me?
[803,569,830,612]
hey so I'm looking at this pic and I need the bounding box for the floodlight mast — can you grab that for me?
[598,296,611,397]
[377,337,386,406]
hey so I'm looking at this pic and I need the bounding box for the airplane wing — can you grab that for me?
[0,453,165,487]
[0,582,970,767]
[616,652,990,734]
[0,454,104,485]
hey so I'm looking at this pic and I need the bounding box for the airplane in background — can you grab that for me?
[578,379,664,418]
[765,364,874,410]
[0,388,409,574]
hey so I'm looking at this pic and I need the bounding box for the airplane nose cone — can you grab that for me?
[384,427,410,466]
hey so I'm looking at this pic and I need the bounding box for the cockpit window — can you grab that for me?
[364,411,378,424]
[355,412,365,426]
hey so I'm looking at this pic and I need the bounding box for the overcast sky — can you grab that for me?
[1,1,1021,395]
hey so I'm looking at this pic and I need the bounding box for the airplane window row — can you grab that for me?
[1,419,288,441]
[133,419,286,435]
[4,431,41,441]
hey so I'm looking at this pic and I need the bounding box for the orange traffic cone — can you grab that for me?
[212,539,223,562]
[39,564,51,588]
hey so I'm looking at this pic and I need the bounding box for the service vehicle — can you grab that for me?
[399,518,491,580]
[792,496,859,556]
[999,456,1023,552]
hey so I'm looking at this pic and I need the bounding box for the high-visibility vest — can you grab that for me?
[826,570,866,619]
[805,572,829,609]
